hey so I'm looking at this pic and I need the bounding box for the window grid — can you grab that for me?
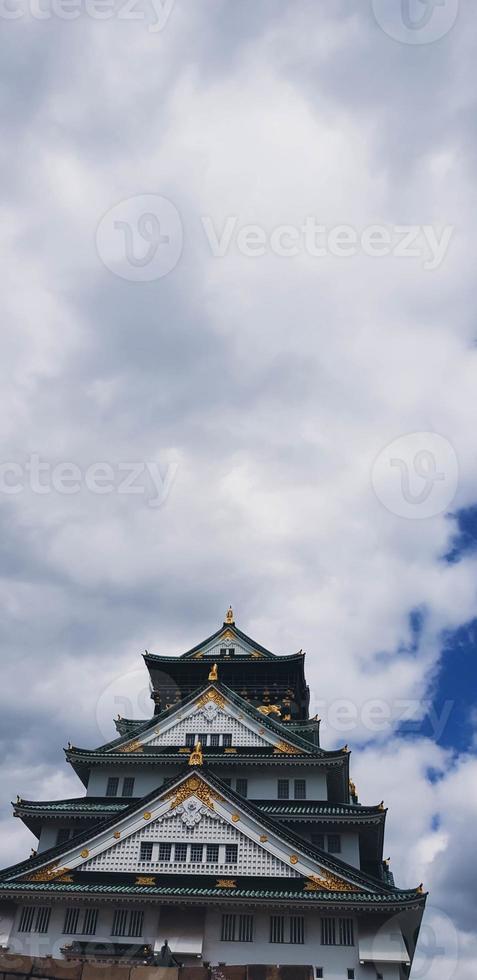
[174,843,187,861]
[294,779,306,800]
[236,778,248,797]
[339,918,354,946]
[35,907,51,934]
[222,734,232,747]
[159,842,172,861]
[311,833,325,850]
[18,907,35,933]
[63,908,80,935]
[225,844,238,864]
[190,844,203,862]
[56,828,72,846]
[82,909,98,935]
[122,777,135,797]
[140,842,153,862]
[278,779,289,799]
[321,917,354,946]
[128,911,144,937]
[270,915,285,944]
[207,844,219,862]
[111,909,128,937]
[238,915,254,942]
[321,918,336,946]
[221,913,235,942]
[290,915,305,944]
[328,834,341,854]
[106,777,119,798]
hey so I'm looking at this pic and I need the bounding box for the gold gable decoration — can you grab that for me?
[225,606,235,624]
[273,741,301,755]
[22,862,70,883]
[196,689,226,710]
[208,663,218,681]
[118,739,144,754]
[165,775,224,811]
[304,873,360,893]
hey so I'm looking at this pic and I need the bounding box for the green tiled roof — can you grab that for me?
[0,880,425,909]
[256,802,385,819]
[14,798,129,816]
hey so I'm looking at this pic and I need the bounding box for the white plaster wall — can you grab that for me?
[85,766,328,800]
[7,902,159,959]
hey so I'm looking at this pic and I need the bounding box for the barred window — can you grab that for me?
[111,910,143,938]
[311,833,325,850]
[207,844,219,862]
[328,834,341,854]
[35,907,51,934]
[316,971,323,979]
[140,842,153,862]
[185,734,196,748]
[210,734,220,747]
[174,843,187,861]
[63,908,80,934]
[221,913,236,942]
[339,918,354,946]
[81,909,98,935]
[122,777,135,797]
[190,844,203,862]
[225,844,238,864]
[321,918,354,946]
[222,778,232,788]
[290,916,305,944]
[18,907,35,933]
[221,914,253,942]
[238,914,254,942]
[236,778,248,797]
[348,971,355,979]
[270,915,285,944]
[278,779,289,799]
[294,779,306,800]
[222,734,232,747]
[159,842,172,861]
[106,777,119,797]
[56,828,72,845]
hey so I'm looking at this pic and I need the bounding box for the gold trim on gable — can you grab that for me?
[165,776,224,811]
[304,873,360,893]
[118,740,144,754]
[196,690,226,710]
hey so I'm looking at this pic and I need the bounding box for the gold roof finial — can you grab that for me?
[189,741,203,767]
[208,663,218,681]
[225,605,235,624]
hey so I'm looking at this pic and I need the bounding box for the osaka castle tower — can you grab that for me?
[0,609,426,977]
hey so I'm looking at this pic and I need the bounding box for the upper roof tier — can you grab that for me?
[144,610,310,719]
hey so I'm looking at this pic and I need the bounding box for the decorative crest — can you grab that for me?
[273,741,301,755]
[225,606,235,624]
[196,689,226,711]
[208,663,218,681]
[165,775,224,811]
[304,872,359,893]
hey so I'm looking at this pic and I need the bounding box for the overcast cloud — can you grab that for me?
[0,1,476,977]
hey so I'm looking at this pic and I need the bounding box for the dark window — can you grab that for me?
[321,918,336,946]
[311,833,325,850]
[222,734,232,747]
[316,971,323,979]
[236,778,248,797]
[225,844,238,864]
[122,777,135,797]
[111,910,143,938]
[18,907,35,933]
[229,647,235,656]
[190,844,203,862]
[174,843,187,861]
[290,916,305,944]
[106,777,119,797]
[270,915,285,944]
[278,779,289,799]
[140,842,153,862]
[185,734,196,748]
[82,909,98,935]
[339,918,354,946]
[221,913,235,941]
[34,907,51,934]
[328,834,341,854]
[198,734,208,746]
[63,908,80,934]
[159,843,171,861]
[238,914,253,942]
[220,648,227,656]
[347,971,355,979]
[210,734,220,747]
[207,844,219,862]
[294,779,306,800]
[56,828,71,845]
[222,778,232,787]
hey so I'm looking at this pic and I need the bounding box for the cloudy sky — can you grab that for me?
[1,0,476,975]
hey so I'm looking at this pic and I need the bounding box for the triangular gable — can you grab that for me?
[111,685,311,755]
[12,772,368,893]
[181,624,276,660]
